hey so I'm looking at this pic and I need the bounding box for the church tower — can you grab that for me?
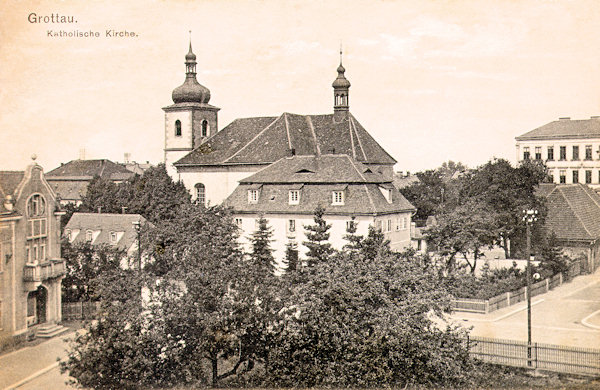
[163,38,220,180]
[332,48,350,122]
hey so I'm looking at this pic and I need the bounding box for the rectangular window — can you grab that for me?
[523,147,530,160]
[235,218,242,227]
[288,190,300,205]
[547,146,554,161]
[110,232,117,244]
[288,219,296,233]
[332,191,344,205]
[559,170,566,184]
[248,189,258,203]
[535,147,542,160]
[33,245,38,261]
[547,170,554,182]
[586,170,592,184]
[346,220,355,232]
[403,217,407,229]
[560,146,567,160]
[573,170,579,183]
[387,219,392,232]
[25,246,30,263]
[572,145,579,160]
[586,145,593,160]
[86,231,93,242]
[39,243,45,261]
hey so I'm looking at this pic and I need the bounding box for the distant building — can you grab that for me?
[515,116,600,188]
[64,213,148,267]
[223,154,415,267]
[0,158,66,342]
[164,42,397,206]
[45,159,134,205]
[393,172,420,189]
[538,183,600,272]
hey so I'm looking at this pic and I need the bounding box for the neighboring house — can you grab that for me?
[539,183,600,273]
[393,172,420,190]
[515,116,600,188]
[0,158,66,342]
[45,159,135,206]
[222,154,416,267]
[64,213,148,267]
[411,215,437,253]
[164,42,397,206]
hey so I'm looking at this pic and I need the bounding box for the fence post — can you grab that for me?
[534,342,538,369]
[545,278,549,292]
[559,272,563,285]
[506,292,511,305]
[485,300,489,314]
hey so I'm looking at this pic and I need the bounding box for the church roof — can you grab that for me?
[174,112,396,166]
[516,117,600,141]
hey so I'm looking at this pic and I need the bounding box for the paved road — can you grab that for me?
[449,268,600,349]
[0,331,72,390]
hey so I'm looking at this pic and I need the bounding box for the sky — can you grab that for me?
[1,0,599,174]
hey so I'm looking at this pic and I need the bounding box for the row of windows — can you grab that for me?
[234,217,409,234]
[25,239,46,263]
[174,120,210,137]
[550,169,600,184]
[523,145,597,161]
[248,189,346,205]
[65,229,119,244]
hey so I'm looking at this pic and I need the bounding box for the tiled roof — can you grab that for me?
[0,171,24,214]
[65,213,148,251]
[540,184,600,242]
[516,118,600,141]
[47,180,88,202]
[46,159,134,180]
[393,174,420,189]
[175,112,396,166]
[223,155,414,216]
[240,155,388,184]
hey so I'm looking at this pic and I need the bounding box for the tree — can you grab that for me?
[342,216,362,256]
[360,225,391,261]
[425,199,498,274]
[399,170,446,222]
[539,231,569,275]
[61,240,128,302]
[79,175,122,214]
[266,249,474,388]
[283,241,299,273]
[303,205,334,267]
[249,216,277,275]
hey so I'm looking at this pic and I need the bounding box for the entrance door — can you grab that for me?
[36,285,47,324]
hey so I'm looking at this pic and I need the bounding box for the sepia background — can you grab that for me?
[1,0,599,173]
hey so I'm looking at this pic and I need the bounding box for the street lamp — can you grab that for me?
[522,208,538,367]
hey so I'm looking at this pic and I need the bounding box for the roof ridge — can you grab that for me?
[363,183,377,213]
[283,113,293,150]
[347,155,367,182]
[347,117,357,159]
[224,115,282,163]
[349,116,368,161]
[559,186,593,238]
[305,115,320,156]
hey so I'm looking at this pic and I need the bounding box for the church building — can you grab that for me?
[164,42,397,206]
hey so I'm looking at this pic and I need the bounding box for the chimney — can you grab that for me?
[290,148,296,156]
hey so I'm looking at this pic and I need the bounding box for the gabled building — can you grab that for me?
[46,159,135,205]
[539,183,600,272]
[164,43,397,206]
[515,116,600,188]
[223,154,415,265]
[0,158,66,343]
[64,213,148,260]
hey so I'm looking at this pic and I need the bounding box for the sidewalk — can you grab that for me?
[0,329,74,390]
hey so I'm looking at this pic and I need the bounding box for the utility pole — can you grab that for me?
[523,208,537,368]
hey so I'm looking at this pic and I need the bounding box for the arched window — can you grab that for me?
[27,194,46,217]
[201,120,208,137]
[195,183,206,205]
[175,120,182,136]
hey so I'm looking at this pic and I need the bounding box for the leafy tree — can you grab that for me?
[539,231,569,275]
[249,216,277,275]
[399,170,446,222]
[266,249,474,388]
[78,164,190,223]
[425,199,498,274]
[303,205,334,267]
[360,224,391,261]
[61,241,127,302]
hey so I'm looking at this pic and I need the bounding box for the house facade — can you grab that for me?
[0,159,65,343]
[164,43,397,206]
[515,116,600,188]
[222,155,416,268]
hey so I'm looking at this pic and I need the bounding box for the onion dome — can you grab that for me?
[332,62,351,88]
[172,41,211,104]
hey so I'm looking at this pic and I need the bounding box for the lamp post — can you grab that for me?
[522,208,538,367]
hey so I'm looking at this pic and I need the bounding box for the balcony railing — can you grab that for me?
[23,259,66,282]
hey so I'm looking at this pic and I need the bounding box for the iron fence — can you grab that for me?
[468,336,600,376]
[62,301,100,321]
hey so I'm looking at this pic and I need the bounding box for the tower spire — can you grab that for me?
[332,45,350,118]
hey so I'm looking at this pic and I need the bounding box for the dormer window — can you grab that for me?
[175,120,182,136]
[86,230,93,242]
[289,190,300,205]
[110,231,117,244]
[332,190,344,205]
[248,189,259,204]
